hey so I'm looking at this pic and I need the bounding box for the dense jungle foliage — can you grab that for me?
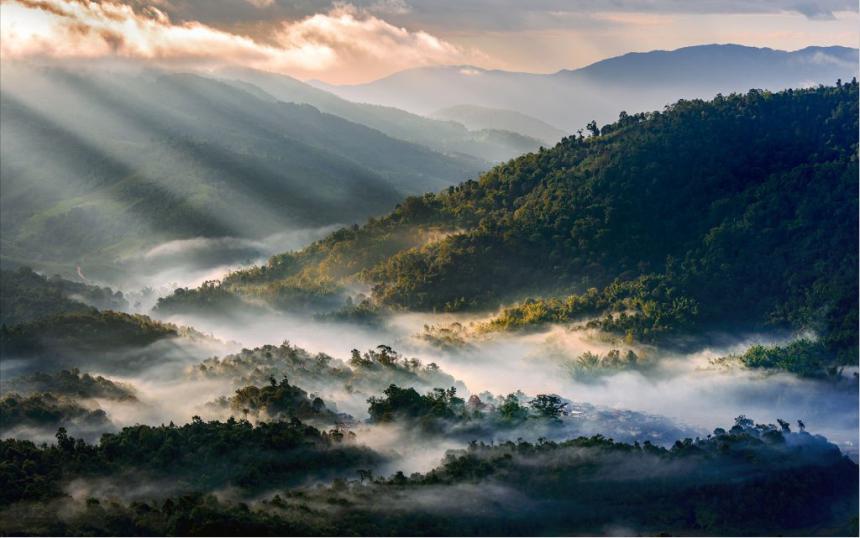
[192,343,463,399]
[0,310,179,358]
[0,417,379,505]
[1,267,127,326]
[362,385,691,443]
[367,385,568,433]
[4,369,137,401]
[167,82,858,363]
[1,417,854,536]
[208,376,341,424]
[0,268,198,362]
[153,281,254,317]
[0,392,111,433]
[710,339,859,379]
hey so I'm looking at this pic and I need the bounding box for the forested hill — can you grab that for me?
[187,82,858,357]
[0,64,484,272]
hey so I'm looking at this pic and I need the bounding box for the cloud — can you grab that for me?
[1,0,854,83]
[368,0,411,16]
[137,1,860,25]
[0,0,477,82]
[591,12,675,27]
[273,4,468,76]
[348,0,859,32]
[791,1,838,20]
[0,0,332,70]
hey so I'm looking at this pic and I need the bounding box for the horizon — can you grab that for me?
[307,42,860,86]
[1,0,858,84]
[3,41,856,89]
[1,2,858,536]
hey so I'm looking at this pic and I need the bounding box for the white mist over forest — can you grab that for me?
[1,4,857,532]
[153,303,859,457]
[3,227,857,468]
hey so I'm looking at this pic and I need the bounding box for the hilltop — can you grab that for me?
[175,82,858,360]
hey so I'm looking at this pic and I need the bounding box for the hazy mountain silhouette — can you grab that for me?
[0,64,484,272]
[430,105,565,144]
[315,44,858,130]
[217,67,544,163]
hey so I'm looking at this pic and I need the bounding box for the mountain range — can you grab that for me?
[430,105,566,144]
[216,67,545,162]
[3,43,857,281]
[314,44,859,130]
[179,82,859,360]
[0,64,487,275]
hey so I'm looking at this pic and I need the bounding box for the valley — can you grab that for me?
[0,14,857,534]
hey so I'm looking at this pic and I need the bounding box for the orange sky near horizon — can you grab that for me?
[1,0,857,84]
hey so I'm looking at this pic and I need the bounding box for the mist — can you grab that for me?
[58,298,848,467]
[2,209,856,538]
[111,226,341,311]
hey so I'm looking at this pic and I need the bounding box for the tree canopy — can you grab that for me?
[170,82,858,362]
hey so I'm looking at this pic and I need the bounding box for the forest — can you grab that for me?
[0,416,855,536]
[162,83,858,370]
[3,3,860,537]
[1,43,857,535]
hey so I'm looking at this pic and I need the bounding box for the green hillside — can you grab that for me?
[193,82,858,358]
[0,268,211,374]
[1,268,127,326]
[0,65,483,273]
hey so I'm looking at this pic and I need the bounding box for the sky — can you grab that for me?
[1,0,858,84]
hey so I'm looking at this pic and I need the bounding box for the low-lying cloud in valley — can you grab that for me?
[147,304,860,460]
[0,3,857,534]
[114,226,342,306]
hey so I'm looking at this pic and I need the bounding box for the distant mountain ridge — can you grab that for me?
[314,44,859,130]
[430,105,566,144]
[216,67,545,163]
[565,44,858,85]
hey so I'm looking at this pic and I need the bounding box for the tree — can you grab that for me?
[349,349,364,366]
[357,469,373,484]
[498,394,528,422]
[530,394,567,420]
[55,427,74,451]
[733,415,754,432]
